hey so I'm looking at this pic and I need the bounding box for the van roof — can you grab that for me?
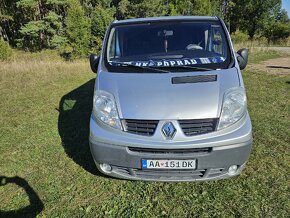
[113,16,219,24]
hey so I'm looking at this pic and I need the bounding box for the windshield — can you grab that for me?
[105,20,231,72]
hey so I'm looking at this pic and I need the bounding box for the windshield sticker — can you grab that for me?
[110,56,225,67]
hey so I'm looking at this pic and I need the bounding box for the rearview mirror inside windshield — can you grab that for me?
[158,30,174,37]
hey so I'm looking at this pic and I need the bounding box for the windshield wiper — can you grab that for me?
[168,65,214,71]
[110,62,171,73]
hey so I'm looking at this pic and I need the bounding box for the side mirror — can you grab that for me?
[236,48,248,70]
[89,54,100,73]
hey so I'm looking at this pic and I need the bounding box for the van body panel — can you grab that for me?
[97,68,239,120]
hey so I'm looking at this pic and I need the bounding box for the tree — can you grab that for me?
[115,0,130,19]
[19,20,46,50]
[0,0,27,46]
[91,5,114,52]
[192,0,213,16]
[229,0,282,39]
[16,0,69,50]
[129,0,167,18]
[46,0,70,18]
[64,0,91,58]
[114,0,166,19]
[263,8,290,43]
[167,0,213,16]
[277,9,290,23]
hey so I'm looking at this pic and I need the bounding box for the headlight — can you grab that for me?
[93,90,122,130]
[218,87,247,130]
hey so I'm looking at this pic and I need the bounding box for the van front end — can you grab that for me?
[89,16,252,181]
[89,109,252,182]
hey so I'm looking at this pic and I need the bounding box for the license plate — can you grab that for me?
[142,159,196,169]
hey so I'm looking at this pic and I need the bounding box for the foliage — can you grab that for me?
[91,5,115,52]
[114,0,166,19]
[167,0,213,16]
[262,8,290,44]
[15,0,67,50]
[127,0,167,18]
[0,39,12,60]
[264,22,290,43]
[64,0,91,59]
[16,0,38,9]
[228,0,287,39]
[231,30,249,43]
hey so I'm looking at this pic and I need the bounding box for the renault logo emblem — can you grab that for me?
[162,122,176,139]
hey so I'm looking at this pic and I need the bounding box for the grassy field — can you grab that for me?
[0,49,289,217]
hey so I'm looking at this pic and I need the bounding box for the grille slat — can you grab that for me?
[182,127,213,132]
[136,170,205,175]
[127,127,155,133]
[180,123,214,128]
[128,147,212,154]
[123,119,158,136]
[126,123,157,128]
[178,118,216,124]
[126,119,158,124]
[179,118,218,136]
[134,169,206,179]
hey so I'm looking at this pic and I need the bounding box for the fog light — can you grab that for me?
[100,163,112,173]
[228,165,238,175]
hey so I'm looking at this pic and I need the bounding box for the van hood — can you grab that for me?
[97,68,240,120]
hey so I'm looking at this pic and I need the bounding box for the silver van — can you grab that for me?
[89,16,252,181]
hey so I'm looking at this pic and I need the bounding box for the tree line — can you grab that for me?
[0,0,289,59]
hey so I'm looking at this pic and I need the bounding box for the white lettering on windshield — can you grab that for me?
[190,59,197,64]
[157,62,163,66]
[200,58,210,64]
[184,60,191,65]
[109,56,226,67]
[163,61,170,66]
[170,61,176,66]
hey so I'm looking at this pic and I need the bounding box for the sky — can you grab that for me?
[282,0,290,15]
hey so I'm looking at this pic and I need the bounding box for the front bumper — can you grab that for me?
[89,113,253,181]
[90,140,252,181]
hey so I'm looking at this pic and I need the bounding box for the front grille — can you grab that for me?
[128,147,212,155]
[178,118,218,136]
[122,119,217,137]
[134,169,206,179]
[122,119,159,136]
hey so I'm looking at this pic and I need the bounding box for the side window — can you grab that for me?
[108,31,116,59]
[211,26,225,55]
[107,29,121,60]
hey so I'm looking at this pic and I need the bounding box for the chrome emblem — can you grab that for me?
[162,122,176,139]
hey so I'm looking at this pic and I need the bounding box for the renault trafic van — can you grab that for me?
[89,16,252,181]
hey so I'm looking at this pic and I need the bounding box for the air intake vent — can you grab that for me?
[178,118,218,136]
[122,119,159,136]
[134,169,206,179]
[172,75,217,84]
[128,147,212,154]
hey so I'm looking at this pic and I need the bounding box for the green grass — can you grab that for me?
[0,50,289,217]
[248,50,286,64]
